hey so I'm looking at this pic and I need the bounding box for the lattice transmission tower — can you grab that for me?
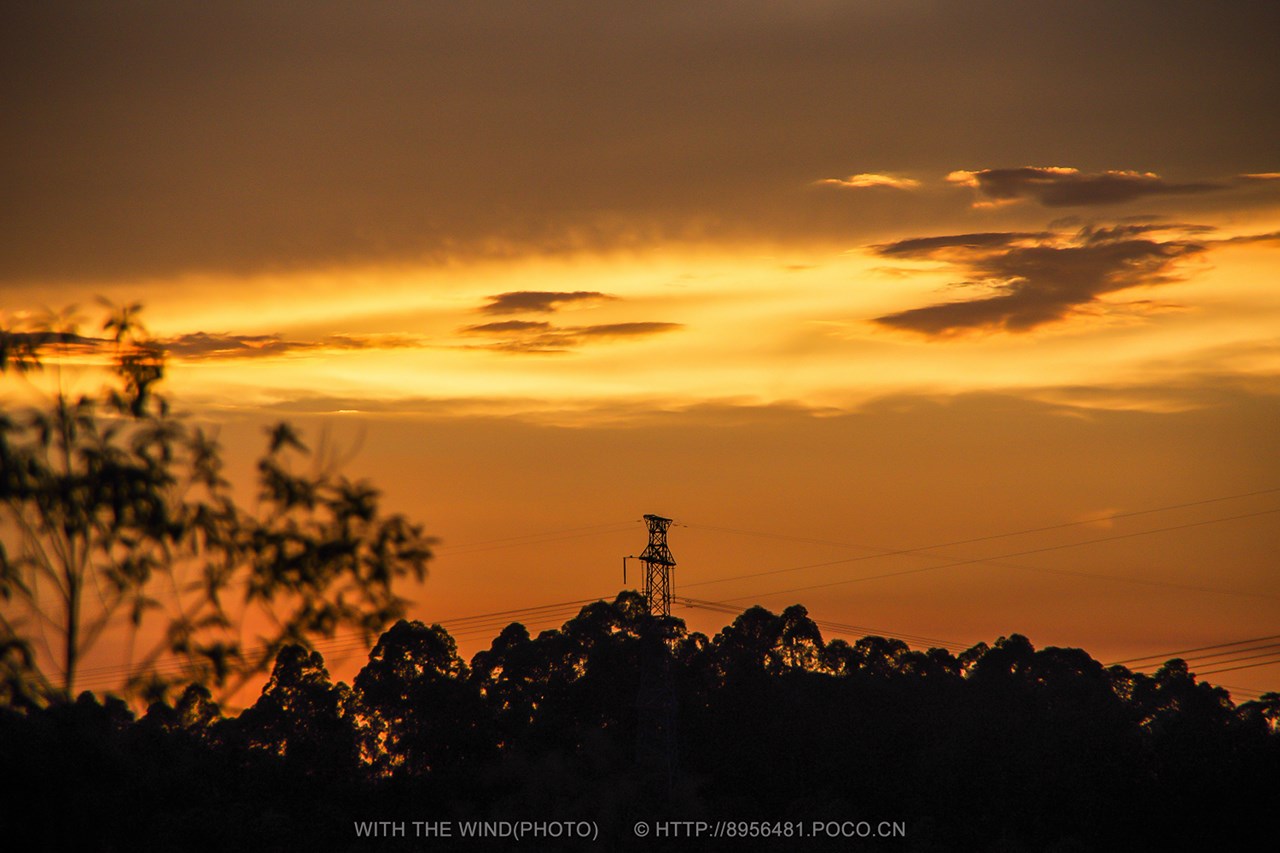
[637,513,676,617]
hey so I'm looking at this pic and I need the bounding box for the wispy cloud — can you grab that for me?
[160,332,426,360]
[1072,223,1215,246]
[872,224,1212,336]
[480,291,616,315]
[816,173,921,191]
[873,232,1051,257]
[947,167,1224,207]
[460,321,682,353]
[574,323,681,339]
[461,321,553,334]
[1220,231,1280,245]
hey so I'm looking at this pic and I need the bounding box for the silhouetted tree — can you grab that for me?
[352,619,485,776]
[0,305,434,706]
[1240,690,1280,734]
[227,645,357,773]
[470,621,541,748]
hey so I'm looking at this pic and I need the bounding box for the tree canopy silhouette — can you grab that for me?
[7,594,1280,850]
[2,592,1278,850]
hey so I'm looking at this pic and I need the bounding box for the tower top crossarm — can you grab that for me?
[639,515,676,567]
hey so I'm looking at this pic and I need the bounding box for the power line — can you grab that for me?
[1185,642,1280,663]
[688,528,1273,603]
[1215,683,1272,700]
[437,521,637,556]
[703,506,1280,604]
[1190,649,1280,670]
[1197,656,1280,677]
[440,521,636,550]
[1108,633,1280,666]
[680,486,1280,599]
[681,485,1280,562]
[61,485,1280,697]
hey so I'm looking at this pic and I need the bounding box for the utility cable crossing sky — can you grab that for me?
[70,486,1280,703]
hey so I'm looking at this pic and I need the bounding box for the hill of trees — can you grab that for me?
[3,593,1277,851]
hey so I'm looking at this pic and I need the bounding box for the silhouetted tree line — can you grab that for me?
[2,593,1277,852]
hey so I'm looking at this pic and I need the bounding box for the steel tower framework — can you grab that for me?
[638,514,676,617]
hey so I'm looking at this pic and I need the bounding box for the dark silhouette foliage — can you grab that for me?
[3,593,1277,851]
[0,305,434,705]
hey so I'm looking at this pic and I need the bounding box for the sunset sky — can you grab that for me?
[3,2,1278,701]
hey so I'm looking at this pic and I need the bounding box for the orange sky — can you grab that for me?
[3,2,1279,704]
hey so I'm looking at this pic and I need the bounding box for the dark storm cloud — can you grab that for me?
[460,320,682,353]
[872,227,1208,336]
[949,168,1224,207]
[480,292,615,315]
[2,2,1278,285]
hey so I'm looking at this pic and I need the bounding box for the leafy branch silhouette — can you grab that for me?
[0,303,434,707]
